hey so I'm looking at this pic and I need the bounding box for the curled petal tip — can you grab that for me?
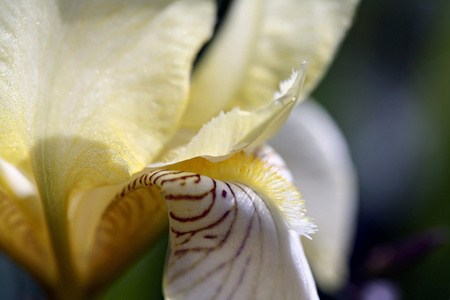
[290,61,307,98]
[275,62,307,105]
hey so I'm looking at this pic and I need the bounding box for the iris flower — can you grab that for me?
[0,0,358,299]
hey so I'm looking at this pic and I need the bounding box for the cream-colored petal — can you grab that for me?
[182,0,359,128]
[116,154,318,299]
[269,100,358,291]
[182,0,263,128]
[154,64,306,166]
[0,187,55,287]
[1,0,215,292]
[0,0,215,200]
[251,144,294,183]
[78,184,168,291]
[0,160,54,286]
[0,159,41,222]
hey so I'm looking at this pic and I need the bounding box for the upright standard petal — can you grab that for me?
[0,0,215,197]
[114,153,318,300]
[183,0,359,128]
[269,100,358,291]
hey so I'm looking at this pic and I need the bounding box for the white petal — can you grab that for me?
[269,100,357,291]
[142,169,318,300]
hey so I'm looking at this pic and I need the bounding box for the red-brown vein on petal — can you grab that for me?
[177,197,252,297]
[115,171,203,203]
[170,208,233,247]
[176,183,266,299]
[253,192,265,297]
[87,186,167,290]
[161,174,201,186]
[212,211,256,300]
[170,209,231,237]
[168,179,216,222]
[170,182,238,258]
[222,183,259,299]
[164,190,212,201]
[165,183,239,282]
[166,182,257,297]
[227,256,252,300]
[244,185,287,300]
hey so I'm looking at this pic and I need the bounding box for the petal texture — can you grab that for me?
[162,177,316,300]
[183,0,359,128]
[0,0,215,291]
[0,159,54,286]
[0,0,215,198]
[118,153,318,299]
[83,185,168,291]
[269,100,357,291]
[155,64,306,166]
[0,188,55,286]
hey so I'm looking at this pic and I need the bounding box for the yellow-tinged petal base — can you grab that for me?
[1,0,216,297]
[166,153,315,236]
[114,152,317,299]
[128,152,315,238]
[81,186,168,293]
[0,188,56,288]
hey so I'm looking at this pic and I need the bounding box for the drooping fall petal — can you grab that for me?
[182,0,359,128]
[112,153,318,300]
[269,100,358,291]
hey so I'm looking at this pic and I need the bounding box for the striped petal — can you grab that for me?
[182,0,359,128]
[116,153,318,299]
[79,184,168,291]
[62,63,303,293]
[269,100,357,291]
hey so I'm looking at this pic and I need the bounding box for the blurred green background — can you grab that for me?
[1,0,449,299]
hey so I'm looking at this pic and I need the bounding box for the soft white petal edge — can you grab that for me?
[269,100,358,291]
[153,63,306,166]
[136,169,319,300]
